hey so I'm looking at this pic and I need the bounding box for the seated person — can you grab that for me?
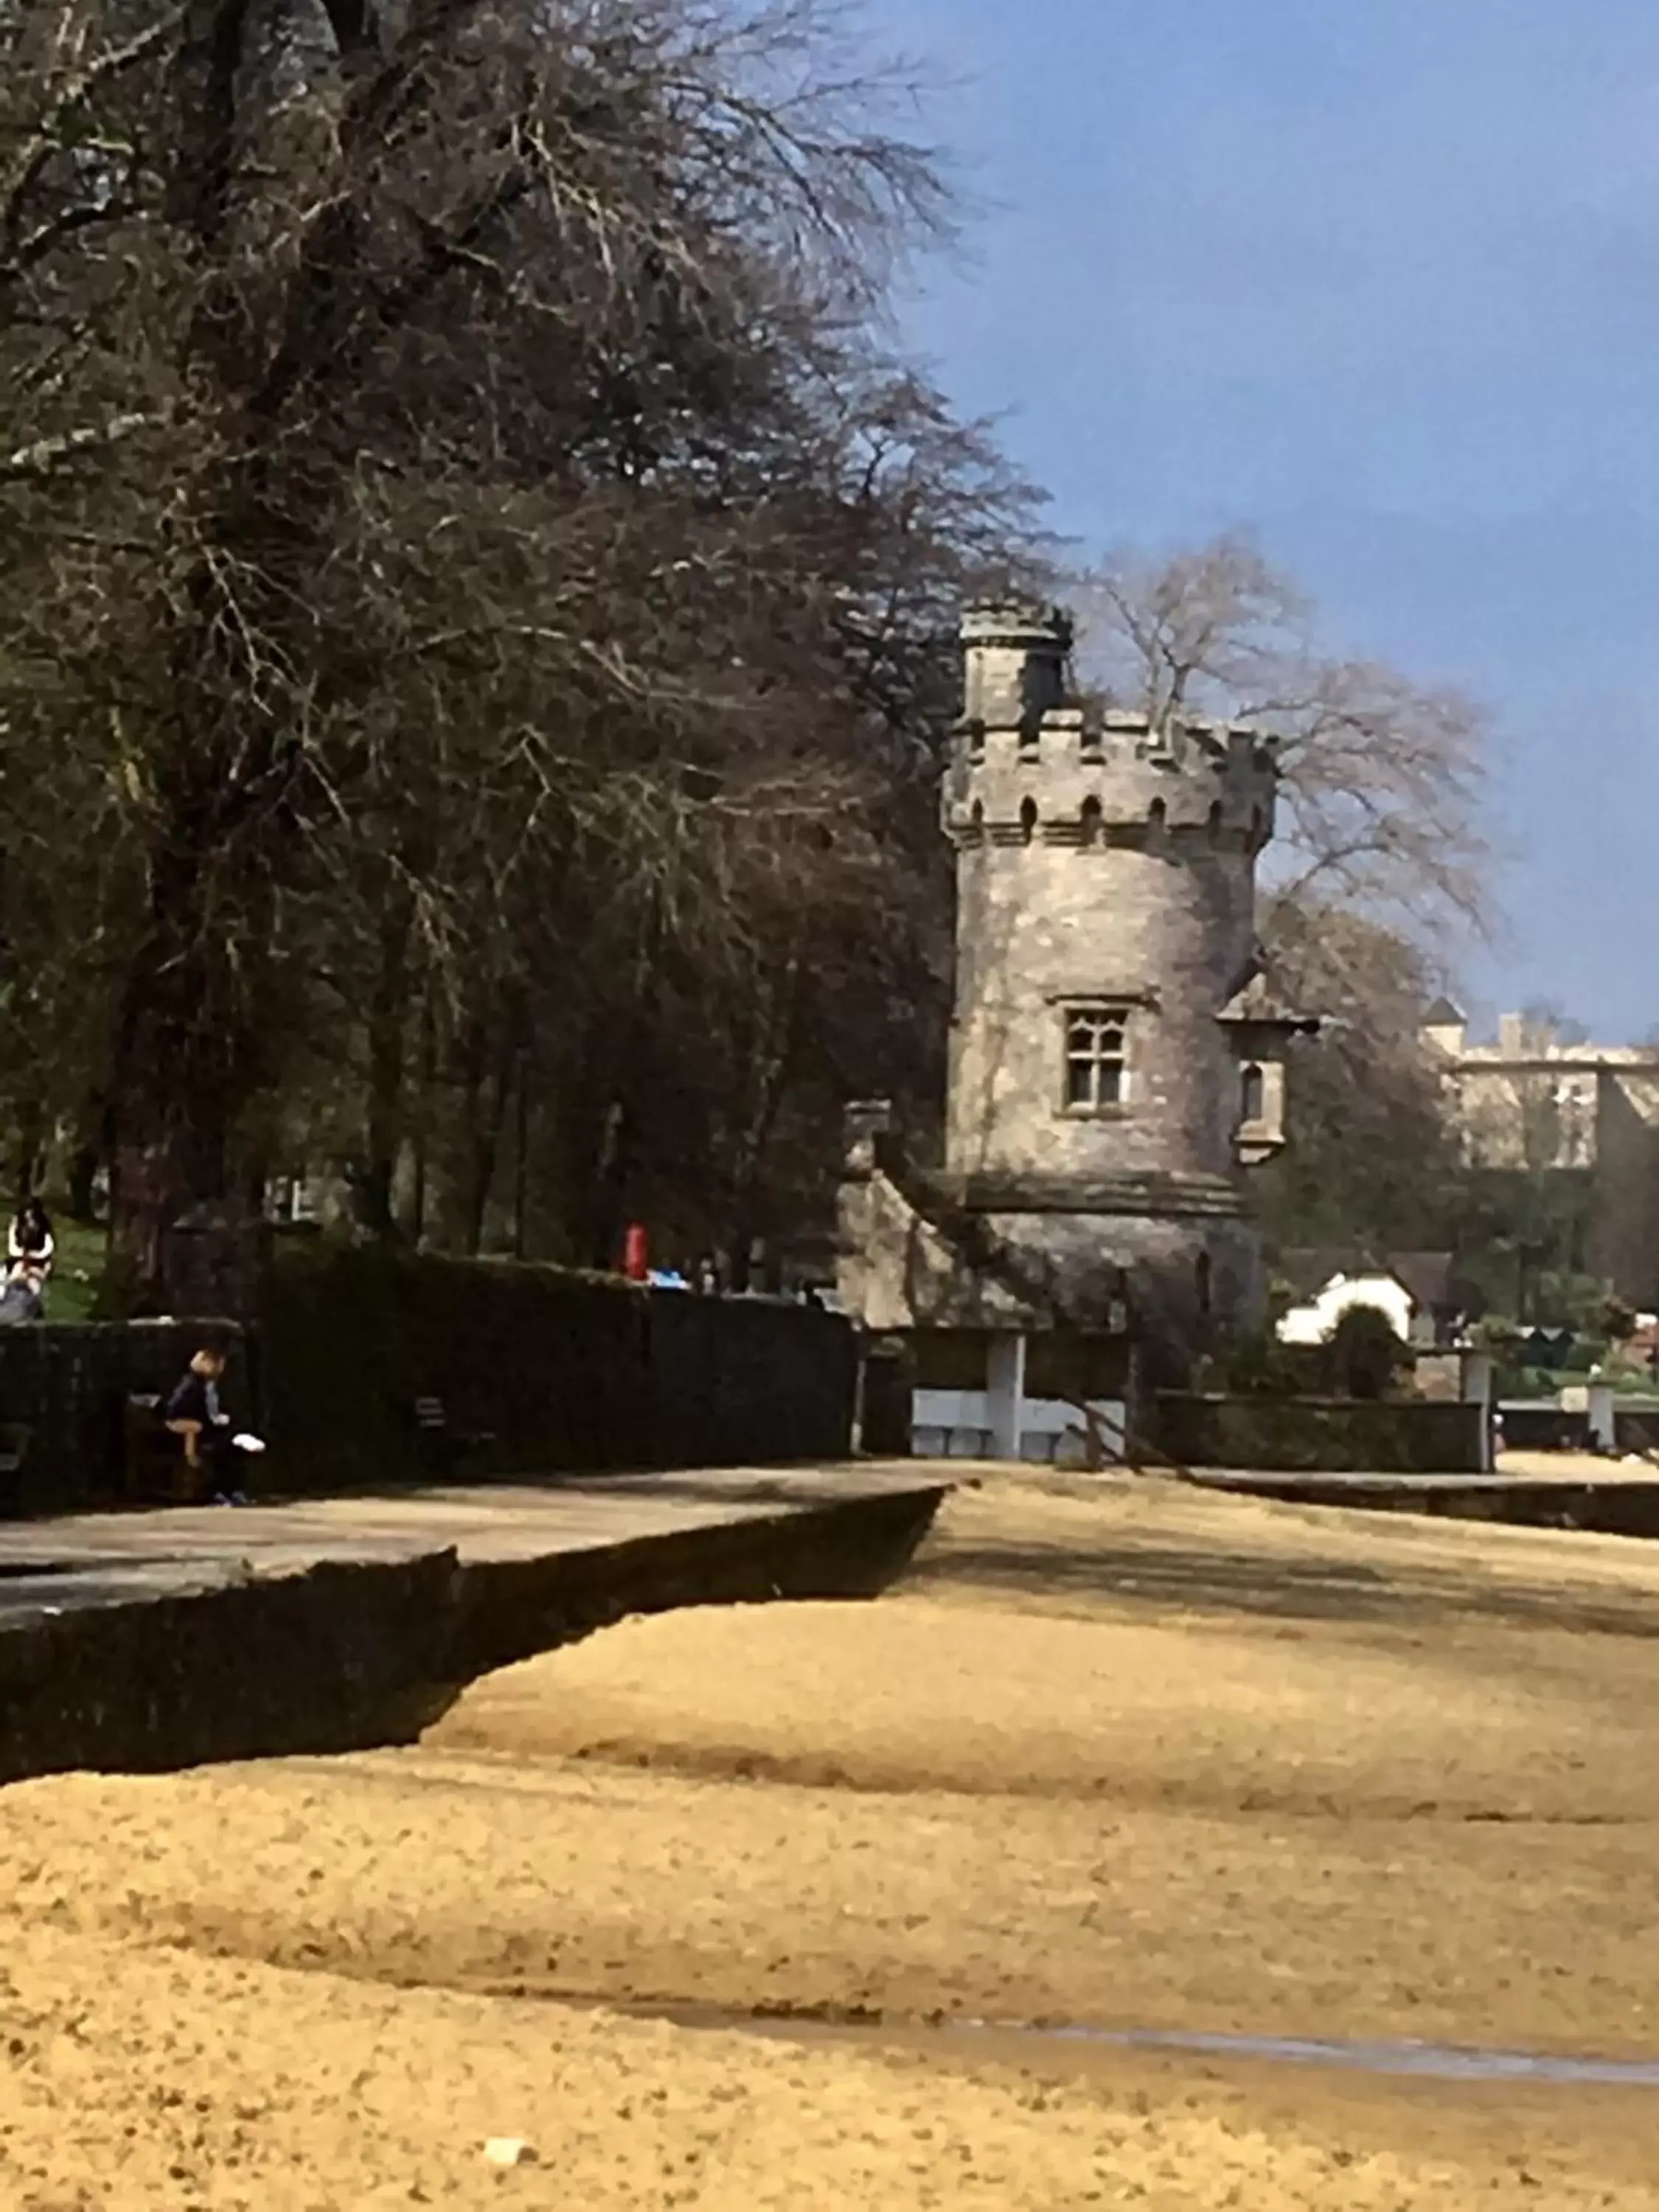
[7,1199,53,1282]
[164,1340,265,1504]
[0,1200,54,1324]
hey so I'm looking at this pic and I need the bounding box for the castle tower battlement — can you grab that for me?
[944,716,1278,849]
[948,603,1279,849]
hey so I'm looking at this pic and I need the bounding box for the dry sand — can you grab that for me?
[4,1470,1659,2206]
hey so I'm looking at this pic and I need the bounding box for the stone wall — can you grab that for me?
[0,1250,856,1512]
[944,725,1270,1186]
[1590,1074,1659,1310]
[0,1484,945,1784]
[1156,1392,1486,1475]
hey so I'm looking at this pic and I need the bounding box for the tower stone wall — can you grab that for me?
[945,607,1276,1190]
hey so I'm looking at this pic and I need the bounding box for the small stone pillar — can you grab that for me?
[1587,1380,1617,1455]
[1460,1349,1495,1472]
[987,1332,1028,1461]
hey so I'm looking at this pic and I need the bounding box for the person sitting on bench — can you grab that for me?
[164,1340,264,1504]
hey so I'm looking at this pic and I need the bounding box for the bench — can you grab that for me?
[408,1396,495,1479]
[0,1422,29,1513]
[124,1394,200,1503]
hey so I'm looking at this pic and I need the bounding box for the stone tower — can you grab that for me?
[838,600,1312,1455]
[947,602,1276,1183]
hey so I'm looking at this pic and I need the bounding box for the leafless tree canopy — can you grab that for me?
[1075,535,1495,1255]
[1,0,1047,1290]
[1076,533,1491,956]
[1,20,1501,1295]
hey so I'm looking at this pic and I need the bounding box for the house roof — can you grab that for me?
[1422,995,1465,1026]
[1278,1248,1455,1311]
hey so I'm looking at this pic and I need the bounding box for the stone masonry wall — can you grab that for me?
[942,706,1273,1189]
[1588,1073,1659,1309]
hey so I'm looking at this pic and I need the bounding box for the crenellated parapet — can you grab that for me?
[947,600,1279,856]
[943,713,1279,855]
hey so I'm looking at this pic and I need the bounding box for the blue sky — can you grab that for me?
[882,0,1659,1038]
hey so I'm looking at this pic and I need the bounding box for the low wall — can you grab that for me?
[0,1248,855,1512]
[262,1247,856,1492]
[1615,1405,1659,1456]
[0,1485,945,1784]
[1189,1470,1659,1540]
[1499,1403,1590,1453]
[1156,1393,1486,1475]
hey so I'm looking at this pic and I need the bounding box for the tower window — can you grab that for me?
[1079,796,1103,847]
[1019,796,1038,844]
[1240,1061,1265,1125]
[1062,1006,1129,1110]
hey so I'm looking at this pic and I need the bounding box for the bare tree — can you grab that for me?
[1074,535,1499,1263]
[1075,533,1492,953]
[1,0,1046,1298]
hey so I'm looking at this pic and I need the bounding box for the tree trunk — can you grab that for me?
[512,1044,531,1262]
[66,1143,100,1225]
[455,994,522,1259]
[9,1093,46,1210]
[105,808,271,1312]
[408,988,436,1245]
[585,1096,631,1273]
[724,950,802,1293]
[359,885,416,1240]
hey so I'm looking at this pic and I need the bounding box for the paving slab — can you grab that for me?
[0,1464,936,1610]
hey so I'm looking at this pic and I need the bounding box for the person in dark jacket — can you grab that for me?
[0,1197,53,1323]
[7,1198,53,1281]
[164,1341,262,1504]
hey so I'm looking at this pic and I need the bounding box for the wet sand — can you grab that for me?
[4,1470,1659,2205]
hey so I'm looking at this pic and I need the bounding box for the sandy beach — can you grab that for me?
[4,1470,1659,2206]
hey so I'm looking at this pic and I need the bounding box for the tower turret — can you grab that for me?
[959,601,1074,732]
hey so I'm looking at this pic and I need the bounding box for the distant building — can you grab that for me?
[1422,1004,1659,1309]
[1276,1248,1456,1349]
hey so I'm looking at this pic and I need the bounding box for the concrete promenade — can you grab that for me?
[0,1465,947,1784]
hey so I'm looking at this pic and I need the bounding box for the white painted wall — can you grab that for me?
[912,1383,1127,1466]
[1278,1273,1413,1347]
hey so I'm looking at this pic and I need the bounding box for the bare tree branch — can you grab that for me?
[0,407,170,480]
